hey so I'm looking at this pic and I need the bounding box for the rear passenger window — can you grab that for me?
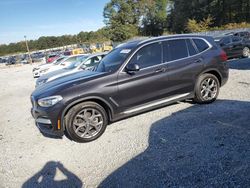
[129,42,162,69]
[186,39,197,56]
[163,39,188,62]
[193,39,209,52]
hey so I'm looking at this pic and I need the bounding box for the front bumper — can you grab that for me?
[220,63,229,87]
[31,99,64,137]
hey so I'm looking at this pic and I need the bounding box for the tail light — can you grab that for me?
[220,50,228,62]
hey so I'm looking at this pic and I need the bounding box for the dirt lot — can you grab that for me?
[0,59,250,188]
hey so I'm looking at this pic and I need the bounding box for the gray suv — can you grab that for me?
[31,35,229,142]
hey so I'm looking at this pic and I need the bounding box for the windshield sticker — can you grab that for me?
[120,49,131,54]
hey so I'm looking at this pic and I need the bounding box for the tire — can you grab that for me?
[65,102,108,143]
[194,73,220,104]
[242,46,250,58]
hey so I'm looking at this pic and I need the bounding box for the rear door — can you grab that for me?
[161,38,205,96]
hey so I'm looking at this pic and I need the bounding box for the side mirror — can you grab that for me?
[125,63,140,74]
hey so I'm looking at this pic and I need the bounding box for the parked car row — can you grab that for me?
[31,35,229,143]
[35,53,106,87]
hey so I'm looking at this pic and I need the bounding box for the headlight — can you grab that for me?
[38,95,63,107]
[40,68,49,73]
[36,78,48,87]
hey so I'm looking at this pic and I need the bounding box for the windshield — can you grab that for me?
[65,56,89,69]
[96,47,133,73]
[53,57,65,65]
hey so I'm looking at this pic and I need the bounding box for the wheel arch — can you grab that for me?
[61,96,114,130]
[199,68,222,86]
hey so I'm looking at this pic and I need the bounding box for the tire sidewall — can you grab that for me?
[65,102,108,143]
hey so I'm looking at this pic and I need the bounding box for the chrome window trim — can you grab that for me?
[119,37,212,73]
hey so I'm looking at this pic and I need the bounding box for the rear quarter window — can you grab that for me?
[193,39,210,52]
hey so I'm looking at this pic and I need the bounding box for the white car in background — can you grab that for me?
[33,54,88,78]
[36,52,106,87]
[32,56,65,78]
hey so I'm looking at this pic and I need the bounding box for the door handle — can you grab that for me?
[194,59,202,63]
[155,68,165,73]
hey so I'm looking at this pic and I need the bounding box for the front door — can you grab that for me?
[116,42,167,112]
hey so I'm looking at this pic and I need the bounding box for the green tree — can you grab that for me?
[103,0,140,42]
[186,16,213,33]
[168,0,250,33]
[140,0,168,36]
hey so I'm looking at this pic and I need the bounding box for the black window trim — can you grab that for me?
[121,41,163,72]
[120,37,212,73]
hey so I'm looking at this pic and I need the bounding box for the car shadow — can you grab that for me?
[228,58,250,70]
[22,161,83,188]
[99,99,250,187]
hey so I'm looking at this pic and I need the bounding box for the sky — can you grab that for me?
[0,0,109,44]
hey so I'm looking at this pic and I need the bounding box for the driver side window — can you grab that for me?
[128,42,162,69]
[222,37,231,45]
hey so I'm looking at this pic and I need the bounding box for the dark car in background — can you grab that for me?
[225,31,250,40]
[215,35,250,59]
[6,56,16,65]
[31,35,229,143]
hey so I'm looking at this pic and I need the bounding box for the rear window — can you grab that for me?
[163,39,188,62]
[193,39,210,52]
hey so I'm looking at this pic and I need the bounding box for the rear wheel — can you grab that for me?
[194,73,220,104]
[65,102,108,143]
[242,47,250,58]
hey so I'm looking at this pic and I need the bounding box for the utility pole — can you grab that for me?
[24,35,32,64]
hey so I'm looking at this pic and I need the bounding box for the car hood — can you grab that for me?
[37,68,71,81]
[32,70,105,97]
[38,63,52,69]
[48,69,80,82]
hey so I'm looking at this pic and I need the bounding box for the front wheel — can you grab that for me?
[65,102,108,143]
[242,47,250,58]
[194,73,220,104]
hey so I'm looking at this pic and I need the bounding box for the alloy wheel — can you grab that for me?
[72,108,103,139]
[200,78,218,101]
[243,47,250,57]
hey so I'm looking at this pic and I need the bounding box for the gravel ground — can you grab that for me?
[0,58,250,188]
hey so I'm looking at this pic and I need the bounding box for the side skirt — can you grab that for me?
[110,92,194,122]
